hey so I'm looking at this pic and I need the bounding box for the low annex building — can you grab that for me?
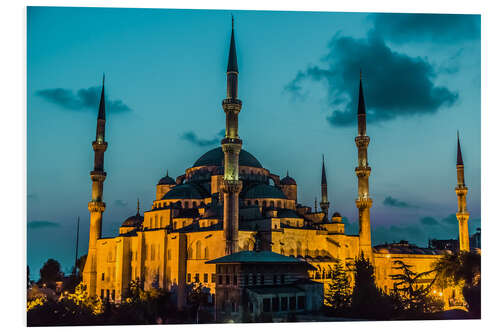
[206,250,323,321]
[82,20,472,311]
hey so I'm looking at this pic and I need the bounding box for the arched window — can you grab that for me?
[195,241,201,260]
[263,201,267,207]
[314,250,320,258]
[277,201,282,208]
[160,216,163,227]
[187,246,193,259]
[184,201,188,208]
[296,242,302,257]
[270,201,274,208]
[193,201,197,208]
[255,200,258,206]
[204,247,209,259]
[154,215,158,228]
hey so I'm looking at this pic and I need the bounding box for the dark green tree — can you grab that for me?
[38,259,63,290]
[433,251,481,316]
[186,282,211,323]
[350,254,393,319]
[324,262,351,314]
[390,260,443,314]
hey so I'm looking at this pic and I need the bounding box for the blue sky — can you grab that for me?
[27,7,480,279]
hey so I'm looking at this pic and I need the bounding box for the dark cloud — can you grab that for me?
[442,213,457,225]
[372,224,426,246]
[114,200,128,207]
[180,129,225,147]
[420,216,439,226]
[28,220,61,229]
[369,13,480,44]
[383,196,417,208]
[36,86,131,113]
[341,216,358,235]
[285,34,458,126]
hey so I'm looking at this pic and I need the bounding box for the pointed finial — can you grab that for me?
[286,170,289,177]
[360,69,362,80]
[166,169,169,177]
[232,14,234,30]
[102,72,105,85]
[314,197,318,212]
[457,130,464,165]
[136,198,140,216]
[321,154,327,185]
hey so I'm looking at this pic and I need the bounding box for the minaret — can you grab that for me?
[355,71,373,258]
[455,132,470,252]
[221,17,243,255]
[320,154,330,218]
[83,74,107,296]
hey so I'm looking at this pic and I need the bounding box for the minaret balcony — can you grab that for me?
[356,197,373,209]
[221,137,242,146]
[222,98,242,106]
[88,201,106,212]
[92,141,108,151]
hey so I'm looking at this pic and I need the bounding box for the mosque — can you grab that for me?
[82,20,471,310]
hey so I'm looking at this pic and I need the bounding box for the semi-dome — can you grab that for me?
[162,183,208,200]
[121,213,144,227]
[158,170,176,185]
[193,147,263,168]
[243,184,287,199]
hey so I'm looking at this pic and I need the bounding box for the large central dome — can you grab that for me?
[193,147,263,168]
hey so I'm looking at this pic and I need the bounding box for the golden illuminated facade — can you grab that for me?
[82,22,469,309]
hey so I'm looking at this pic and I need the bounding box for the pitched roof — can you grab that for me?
[206,250,303,264]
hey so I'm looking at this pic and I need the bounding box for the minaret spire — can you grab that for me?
[457,131,464,166]
[137,198,140,216]
[221,17,243,255]
[455,131,470,252]
[320,154,330,217]
[355,71,373,258]
[83,74,109,297]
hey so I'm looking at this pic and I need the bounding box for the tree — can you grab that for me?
[324,262,351,314]
[390,260,443,314]
[433,251,481,316]
[350,254,393,319]
[186,282,211,323]
[38,259,63,290]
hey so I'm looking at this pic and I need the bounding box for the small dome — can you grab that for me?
[121,213,144,228]
[332,211,341,218]
[243,184,287,199]
[158,171,176,185]
[281,172,296,185]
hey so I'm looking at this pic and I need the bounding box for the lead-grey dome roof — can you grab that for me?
[193,147,263,168]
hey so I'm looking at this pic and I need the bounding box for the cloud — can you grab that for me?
[285,34,458,126]
[27,220,61,229]
[180,129,225,147]
[420,216,439,226]
[372,224,427,246]
[383,196,417,208]
[114,200,128,207]
[36,86,131,113]
[442,213,457,225]
[369,13,480,44]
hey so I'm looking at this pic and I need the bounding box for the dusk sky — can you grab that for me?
[27,7,480,279]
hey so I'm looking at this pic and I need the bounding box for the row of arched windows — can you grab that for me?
[187,240,210,260]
